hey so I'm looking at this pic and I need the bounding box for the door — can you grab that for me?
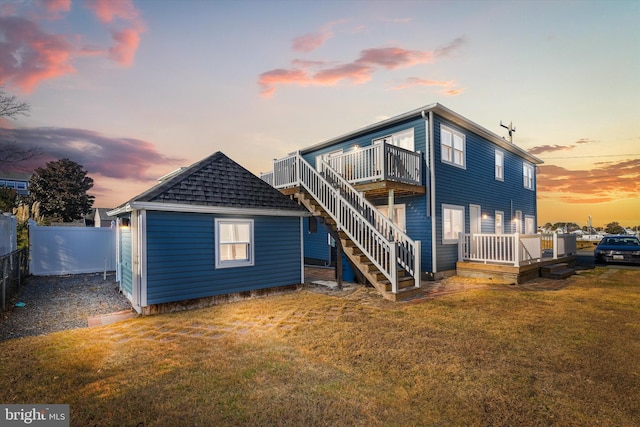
[470,204,481,235]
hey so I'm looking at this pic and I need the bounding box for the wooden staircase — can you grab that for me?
[294,190,422,302]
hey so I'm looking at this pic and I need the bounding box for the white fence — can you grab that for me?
[29,224,116,276]
[459,233,577,267]
[0,214,17,256]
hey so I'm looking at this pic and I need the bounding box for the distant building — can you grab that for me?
[0,171,31,196]
[87,208,115,227]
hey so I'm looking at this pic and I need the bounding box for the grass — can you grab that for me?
[1,268,639,426]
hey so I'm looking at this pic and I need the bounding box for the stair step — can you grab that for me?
[541,263,574,279]
[381,276,416,292]
[541,263,568,272]
[542,267,575,280]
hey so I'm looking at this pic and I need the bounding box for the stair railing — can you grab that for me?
[275,152,420,292]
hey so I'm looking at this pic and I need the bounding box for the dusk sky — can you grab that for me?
[1,0,638,227]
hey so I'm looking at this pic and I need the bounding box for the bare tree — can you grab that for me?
[0,84,41,168]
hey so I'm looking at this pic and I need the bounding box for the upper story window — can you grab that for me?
[373,128,414,151]
[441,126,465,168]
[495,150,504,181]
[215,219,254,269]
[523,163,534,190]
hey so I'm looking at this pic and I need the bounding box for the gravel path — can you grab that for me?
[0,273,132,341]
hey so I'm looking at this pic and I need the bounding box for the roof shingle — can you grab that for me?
[119,151,305,212]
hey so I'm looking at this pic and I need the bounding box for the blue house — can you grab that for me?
[109,152,309,314]
[262,103,557,301]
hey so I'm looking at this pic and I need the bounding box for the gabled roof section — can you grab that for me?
[111,152,307,216]
[299,103,543,165]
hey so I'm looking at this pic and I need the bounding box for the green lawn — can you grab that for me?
[1,268,639,426]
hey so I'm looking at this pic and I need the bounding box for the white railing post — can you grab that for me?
[414,241,421,288]
[553,233,559,259]
[514,233,520,267]
[458,233,465,262]
[390,243,398,293]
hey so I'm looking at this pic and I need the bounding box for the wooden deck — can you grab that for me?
[456,254,577,284]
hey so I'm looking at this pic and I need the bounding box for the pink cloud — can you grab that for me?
[357,47,432,69]
[391,77,464,96]
[0,0,145,93]
[0,16,76,93]
[84,0,139,23]
[259,36,466,97]
[41,0,72,18]
[108,27,141,66]
[537,159,640,203]
[291,20,346,53]
[258,68,312,96]
[292,32,332,53]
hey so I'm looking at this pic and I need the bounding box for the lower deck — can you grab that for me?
[456,255,577,284]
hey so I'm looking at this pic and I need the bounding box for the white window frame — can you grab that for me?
[215,219,254,269]
[441,125,465,168]
[376,204,406,232]
[495,211,504,234]
[495,150,504,181]
[373,128,415,152]
[442,204,465,244]
[523,163,534,190]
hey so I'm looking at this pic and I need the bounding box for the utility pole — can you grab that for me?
[500,121,516,143]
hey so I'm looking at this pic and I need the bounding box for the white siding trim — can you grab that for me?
[139,210,147,307]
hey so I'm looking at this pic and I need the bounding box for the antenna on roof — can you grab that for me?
[500,121,516,143]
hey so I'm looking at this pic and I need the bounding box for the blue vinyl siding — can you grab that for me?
[145,211,301,305]
[302,117,433,273]
[303,217,332,263]
[303,117,428,168]
[432,114,537,271]
[119,225,132,296]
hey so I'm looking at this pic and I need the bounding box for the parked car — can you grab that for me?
[594,235,640,265]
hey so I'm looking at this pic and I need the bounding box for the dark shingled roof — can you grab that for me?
[120,151,305,212]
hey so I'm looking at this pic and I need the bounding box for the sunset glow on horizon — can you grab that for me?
[1,0,638,228]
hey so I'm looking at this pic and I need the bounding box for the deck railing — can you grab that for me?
[270,152,421,293]
[259,171,273,187]
[324,143,422,186]
[459,233,577,267]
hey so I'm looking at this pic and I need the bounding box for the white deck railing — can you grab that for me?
[459,233,577,267]
[259,171,273,187]
[271,152,421,293]
[324,143,422,186]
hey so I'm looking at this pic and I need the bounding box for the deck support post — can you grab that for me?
[388,189,395,228]
[336,238,343,290]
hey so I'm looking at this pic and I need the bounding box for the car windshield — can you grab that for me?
[603,237,640,246]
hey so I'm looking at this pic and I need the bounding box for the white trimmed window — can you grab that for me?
[495,150,504,181]
[373,128,415,151]
[215,219,254,269]
[376,204,406,232]
[442,204,465,244]
[441,126,465,168]
[523,163,534,190]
